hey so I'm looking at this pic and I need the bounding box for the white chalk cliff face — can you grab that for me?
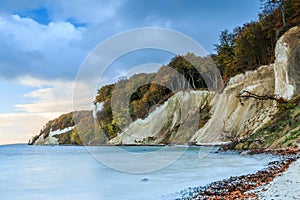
[110,26,300,145]
[31,26,300,145]
[34,126,75,145]
[109,91,211,145]
[195,26,300,144]
[192,65,276,144]
[274,26,300,100]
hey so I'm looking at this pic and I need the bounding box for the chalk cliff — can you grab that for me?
[108,90,211,145]
[109,26,300,145]
[30,26,300,146]
[274,26,300,100]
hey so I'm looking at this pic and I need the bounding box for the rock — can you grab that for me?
[109,90,212,145]
[274,26,300,100]
[193,65,276,144]
[31,26,300,147]
[240,150,251,156]
[177,155,299,199]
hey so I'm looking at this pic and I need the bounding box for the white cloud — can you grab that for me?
[0,76,96,144]
[19,76,50,87]
[0,14,86,79]
[0,113,58,145]
[16,76,96,112]
[1,15,84,51]
[15,77,75,113]
[48,0,122,25]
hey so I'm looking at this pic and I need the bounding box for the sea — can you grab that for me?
[0,144,278,200]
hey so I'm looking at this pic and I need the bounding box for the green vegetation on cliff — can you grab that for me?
[29,111,106,145]
[95,54,212,140]
[234,94,300,149]
[30,0,300,147]
[215,0,300,80]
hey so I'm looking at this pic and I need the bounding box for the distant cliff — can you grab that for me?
[29,26,300,147]
[29,110,107,145]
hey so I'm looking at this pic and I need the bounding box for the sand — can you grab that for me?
[257,159,300,199]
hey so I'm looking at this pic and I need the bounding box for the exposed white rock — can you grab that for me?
[192,65,276,144]
[32,26,300,146]
[108,90,211,145]
[93,102,103,118]
[109,26,300,145]
[49,126,75,137]
[192,26,300,144]
[34,126,75,145]
[243,84,259,93]
[274,26,300,100]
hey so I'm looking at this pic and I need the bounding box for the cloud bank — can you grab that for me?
[0,15,86,80]
[0,0,261,144]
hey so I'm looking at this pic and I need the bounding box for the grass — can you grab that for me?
[234,94,300,150]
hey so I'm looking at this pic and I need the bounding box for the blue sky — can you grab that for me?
[0,0,261,144]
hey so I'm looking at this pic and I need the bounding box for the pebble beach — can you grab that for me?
[177,148,300,200]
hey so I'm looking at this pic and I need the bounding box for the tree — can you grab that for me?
[260,0,286,27]
[95,84,115,103]
[234,21,273,70]
[214,29,236,80]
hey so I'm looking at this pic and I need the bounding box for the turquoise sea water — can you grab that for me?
[0,144,278,200]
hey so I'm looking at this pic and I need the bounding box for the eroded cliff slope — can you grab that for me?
[109,26,300,145]
[30,26,300,146]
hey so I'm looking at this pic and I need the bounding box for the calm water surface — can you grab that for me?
[0,144,278,200]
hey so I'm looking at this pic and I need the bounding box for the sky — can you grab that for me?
[0,0,261,145]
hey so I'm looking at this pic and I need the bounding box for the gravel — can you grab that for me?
[256,159,300,199]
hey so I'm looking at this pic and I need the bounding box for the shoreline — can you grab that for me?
[178,147,300,200]
[27,143,223,147]
[6,144,300,199]
[255,157,300,199]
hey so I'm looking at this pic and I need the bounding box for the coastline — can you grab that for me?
[6,143,300,199]
[28,143,223,147]
[255,158,300,199]
[178,147,300,200]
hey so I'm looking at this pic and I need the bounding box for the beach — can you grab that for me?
[256,157,300,199]
[178,148,300,200]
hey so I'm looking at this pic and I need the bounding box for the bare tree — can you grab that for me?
[237,90,287,103]
[221,119,253,145]
[221,127,240,144]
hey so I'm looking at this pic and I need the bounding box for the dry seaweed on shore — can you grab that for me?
[178,154,300,200]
